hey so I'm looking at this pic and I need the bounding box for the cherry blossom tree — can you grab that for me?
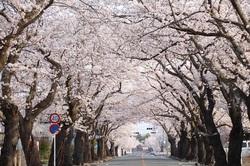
[0,0,54,72]
[1,1,249,166]
[110,1,249,165]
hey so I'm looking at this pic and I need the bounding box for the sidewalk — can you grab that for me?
[243,156,250,166]
[81,157,113,166]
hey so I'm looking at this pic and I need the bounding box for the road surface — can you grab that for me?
[100,153,196,166]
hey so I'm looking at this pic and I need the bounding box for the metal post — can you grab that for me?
[54,134,56,166]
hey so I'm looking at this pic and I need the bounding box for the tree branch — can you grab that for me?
[31,53,62,119]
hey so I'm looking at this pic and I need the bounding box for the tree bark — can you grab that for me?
[177,122,190,159]
[110,141,115,156]
[115,146,119,156]
[121,148,124,156]
[197,136,206,164]
[203,111,227,166]
[228,107,243,166]
[83,132,92,163]
[219,81,244,166]
[0,100,19,166]
[200,87,227,166]
[188,135,198,161]
[168,134,177,157]
[204,141,214,165]
[63,127,74,166]
[97,137,105,160]
[91,139,98,161]
[105,141,111,157]
[19,118,41,166]
[246,96,250,122]
[0,54,20,166]
[72,130,92,165]
[73,130,84,165]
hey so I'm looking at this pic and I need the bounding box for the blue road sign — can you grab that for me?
[49,123,60,134]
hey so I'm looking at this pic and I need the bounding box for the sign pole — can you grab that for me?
[54,134,56,166]
[49,112,61,166]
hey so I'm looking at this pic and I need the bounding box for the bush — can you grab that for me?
[39,137,51,164]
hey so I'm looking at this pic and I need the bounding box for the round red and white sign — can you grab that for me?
[49,113,61,123]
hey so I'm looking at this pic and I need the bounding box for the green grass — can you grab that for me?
[39,138,51,164]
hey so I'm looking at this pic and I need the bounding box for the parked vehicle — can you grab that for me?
[241,141,250,157]
[224,141,250,157]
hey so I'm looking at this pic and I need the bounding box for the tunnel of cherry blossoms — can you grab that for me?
[0,0,250,166]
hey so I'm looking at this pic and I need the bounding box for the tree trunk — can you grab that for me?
[188,135,198,161]
[83,133,92,163]
[19,118,41,166]
[91,139,97,161]
[218,80,244,166]
[246,96,250,121]
[73,130,84,165]
[97,137,105,160]
[197,135,206,164]
[110,141,115,156]
[115,146,119,156]
[105,141,111,157]
[204,141,214,165]
[177,121,190,159]
[179,138,190,159]
[0,101,19,166]
[205,121,226,165]
[168,134,177,157]
[63,127,74,166]
[103,139,108,158]
[202,107,227,166]
[228,107,243,166]
[121,148,124,156]
[72,130,92,164]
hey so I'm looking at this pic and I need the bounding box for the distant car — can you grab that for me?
[150,152,156,156]
[241,141,250,157]
[224,141,250,157]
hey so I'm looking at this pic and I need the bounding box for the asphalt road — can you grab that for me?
[101,153,196,166]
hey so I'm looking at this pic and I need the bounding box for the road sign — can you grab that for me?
[49,123,60,134]
[49,113,61,123]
